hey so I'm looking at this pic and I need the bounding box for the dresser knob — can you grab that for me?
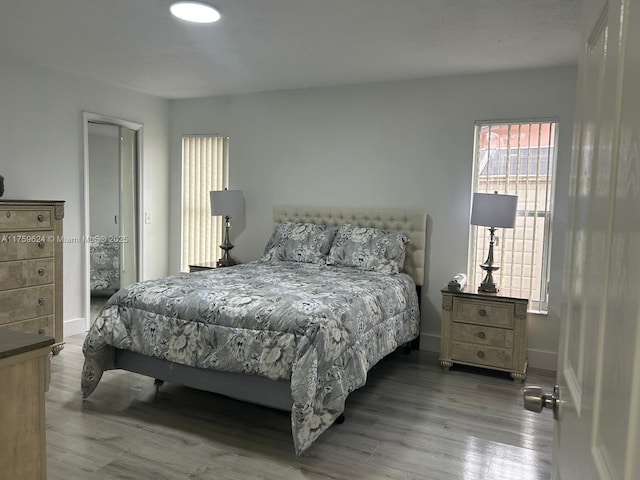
[37,241,45,249]
[38,268,45,276]
[477,331,486,339]
[477,351,485,359]
[478,309,487,317]
[5,212,10,218]
[38,297,45,306]
[37,214,45,222]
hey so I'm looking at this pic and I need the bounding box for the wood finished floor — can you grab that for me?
[46,335,555,480]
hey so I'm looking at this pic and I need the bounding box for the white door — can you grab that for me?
[525,0,640,478]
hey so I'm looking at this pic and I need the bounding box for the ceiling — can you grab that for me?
[0,0,581,100]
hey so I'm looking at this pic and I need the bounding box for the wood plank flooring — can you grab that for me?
[46,334,555,479]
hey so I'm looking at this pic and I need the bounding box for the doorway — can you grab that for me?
[83,112,143,328]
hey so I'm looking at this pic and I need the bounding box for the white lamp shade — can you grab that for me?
[210,189,244,216]
[470,192,518,228]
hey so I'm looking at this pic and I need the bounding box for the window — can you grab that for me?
[468,120,558,312]
[181,135,229,271]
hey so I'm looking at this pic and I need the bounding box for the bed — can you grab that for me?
[81,206,427,454]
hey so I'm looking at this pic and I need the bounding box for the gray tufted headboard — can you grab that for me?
[273,205,427,286]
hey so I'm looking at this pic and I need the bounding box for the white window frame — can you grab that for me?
[468,119,558,313]
[180,135,229,272]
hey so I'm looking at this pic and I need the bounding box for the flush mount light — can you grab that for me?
[170,1,221,23]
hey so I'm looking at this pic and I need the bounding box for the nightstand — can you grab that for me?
[439,286,529,382]
[188,261,217,273]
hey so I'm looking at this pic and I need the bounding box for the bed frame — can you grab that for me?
[113,206,427,411]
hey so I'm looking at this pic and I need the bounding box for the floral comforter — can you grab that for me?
[81,260,419,454]
[89,240,120,292]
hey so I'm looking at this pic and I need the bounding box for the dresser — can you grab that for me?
[0,330,54,480]
[0,200,65,354]
[440,287,528,382]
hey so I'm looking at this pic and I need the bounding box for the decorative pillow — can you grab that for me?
[326,224,409,274]
[262,222,337,264]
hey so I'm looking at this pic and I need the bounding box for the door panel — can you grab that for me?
[553,0,640,479]
[594,33,640,476]
[119,126,138,289]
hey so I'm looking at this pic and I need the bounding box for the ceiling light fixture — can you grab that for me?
[170,1,221,23]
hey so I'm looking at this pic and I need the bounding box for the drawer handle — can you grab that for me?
[477,331,486,339]
[37,214,45,222]
[37,241,45,249]
[38,328,46,335]
[38,297,46,306]
[38,268,45,276]
[477,350,485,359]
[478,309,487,317]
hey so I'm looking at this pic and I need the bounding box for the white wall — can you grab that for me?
[0,57,170,336]
[169,66,577,370]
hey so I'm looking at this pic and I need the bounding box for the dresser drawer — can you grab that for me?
[0,316,54,337]
[0,209,52,231]
[451,321,514,348]
[451,341,513,369]
[0,231,54,261]
[453,298,514,329]
[0,259,54,290]
[0,285,54,323]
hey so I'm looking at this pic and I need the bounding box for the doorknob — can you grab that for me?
[523,385,560,420]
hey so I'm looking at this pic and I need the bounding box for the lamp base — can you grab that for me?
[217,216,238,268]
[478,263,500,293]
[477,226,500,293]
[216,256,238,268]
[478,281,499,293]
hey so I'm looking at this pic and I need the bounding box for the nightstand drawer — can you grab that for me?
[453,298,513,329]
[451,322,513,348]
[451,341,513,369]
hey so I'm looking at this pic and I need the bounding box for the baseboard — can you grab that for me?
[63,317,87,338]
[419,332,557,372]
[526,348,557,372]
[419,332,441,353]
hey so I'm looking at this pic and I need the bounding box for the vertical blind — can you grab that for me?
[469,120,557,312]
[181,135,229,271]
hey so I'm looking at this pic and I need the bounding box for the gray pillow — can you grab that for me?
[326,224,409,274]
[262,222,337,264]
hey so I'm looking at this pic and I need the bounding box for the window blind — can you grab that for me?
[469,121,557,312]
[181,135,229,271]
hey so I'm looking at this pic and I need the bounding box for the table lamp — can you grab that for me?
[210,189,244,267]
[470,191,518,293]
